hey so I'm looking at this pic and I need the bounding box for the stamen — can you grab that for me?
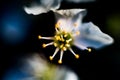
[69,48,79,59]
[66,38,72,43]
[64,34,67,37]
[62,47,67,51]
[60,35,64,41]
[65,44,70,47]
[38,35,53,40]
[55,23,60,28]
[55,20,61,29]
[58,50,64,64]
[55,36,61,40]
[49,48,59,60]
[54,42,57,47]
[60,44,64,48]
[42,42,54,48]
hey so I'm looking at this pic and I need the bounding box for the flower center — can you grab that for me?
[53,31,73,51]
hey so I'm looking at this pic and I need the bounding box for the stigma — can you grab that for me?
[38,21,91,64]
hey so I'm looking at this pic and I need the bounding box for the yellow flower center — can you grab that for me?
[54,31,73,51]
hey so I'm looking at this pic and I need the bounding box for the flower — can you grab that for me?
[24,0,61,15]
[38,9,114,64]
[3,54,79,80]
[25,54,79,80]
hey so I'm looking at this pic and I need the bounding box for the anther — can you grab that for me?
[54,43,57,47]
[55,23,59,28]
[58,60,62,64]
[87,48,91,52]
[42,44,46,48]
[75,54,79,59]
[64,34,67,37]
[55,36,61,40]
[49,56,53,60]
[38,35,42,39]
[62,47,67,51]
[55,21,61,28]
[66,38,72,43]
[65,44,70,47]
[60,44,64,48]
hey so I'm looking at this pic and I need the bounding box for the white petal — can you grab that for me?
[74,22,114,49]
[24,6,49,15]
[65,0,95,3]
[54,9,86,31]
[64,71,78,80]
[24,0,61,15]
[25,54,48,76]
[54,9,86,19]
[56,18,74,31]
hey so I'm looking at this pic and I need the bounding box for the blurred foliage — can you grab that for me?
[106,13,120,39]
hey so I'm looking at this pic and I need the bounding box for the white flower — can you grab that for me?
[38,9,114,64]
[24,0,61,15]
[22,54,79,80]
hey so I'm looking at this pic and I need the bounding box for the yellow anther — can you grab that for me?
[55,21,61,28]
[49,56,53,60]
[55,24,59,28]
[54,43,57,47]
[62,47,67,51]
[55,36,61,40]
[88,48,91,52]
[38,35,42,39]
[64,34,67,37]
[42,44,46,48]
[75,54,79,59]
[65,44,70,47]
[66,38,72,43]
[58,60,62,64]
[66,40,69,43]
[73,23,78,27]
[60,44,64,48]
[76,31,80,35]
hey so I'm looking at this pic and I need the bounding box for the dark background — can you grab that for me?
[0,0,120,80]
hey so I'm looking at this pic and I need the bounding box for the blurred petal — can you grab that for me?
[24,6,50,15]
[23,54,79,80]
[54,9,86,31]
[54,9,86,20]
[65,71,78,80]
[74,22,114,49]
[24,54,48,77]
[24,0,61,15]
[65,0,95,3]
[3,54,79,80]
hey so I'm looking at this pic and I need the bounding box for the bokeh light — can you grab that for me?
[0,10,30,45]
